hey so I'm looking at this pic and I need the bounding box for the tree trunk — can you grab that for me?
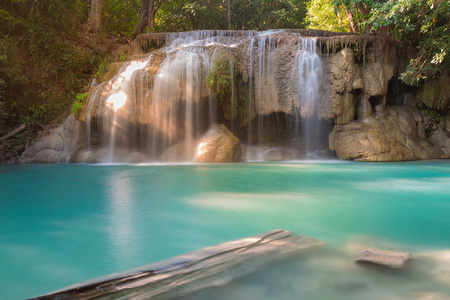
[147,0,155,33]
[87,0,103,33]
[226,0,231,30]
[356,3,369,16]
[345,6,356,33]
[132,0,163,38]
[132,0,150,39]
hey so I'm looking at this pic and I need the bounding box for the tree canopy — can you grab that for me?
[306,0,449,84]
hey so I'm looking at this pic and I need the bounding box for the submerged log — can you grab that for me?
[0,124,25,142]
[30,230,323,300]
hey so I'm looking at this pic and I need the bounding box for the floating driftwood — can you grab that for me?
[31,230,323,300]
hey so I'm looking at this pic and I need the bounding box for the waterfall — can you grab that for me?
[81,30,329,163]
[291,36,324,156]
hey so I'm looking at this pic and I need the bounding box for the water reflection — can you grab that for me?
[107,170,134,267]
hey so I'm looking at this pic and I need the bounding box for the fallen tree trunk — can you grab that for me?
[0,124,25,142]
[31,230,323,299]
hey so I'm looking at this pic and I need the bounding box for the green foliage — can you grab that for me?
[102,0,141,36]
[0,9,25,34]
[155,0,307,32]
[206,48,233,97]
[305,0,349,32]
[71,92,88,118]
[0,0,94,131]
[329,0,449,85]
[119,52,128,62]
[95,57,110,78]
[368,0,449,85]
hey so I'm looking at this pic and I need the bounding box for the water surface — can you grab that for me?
[0,161,449,299]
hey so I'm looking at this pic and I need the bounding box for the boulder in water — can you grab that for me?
[355,247,411,268]
[195,124,242,163]
[329,105,444,161]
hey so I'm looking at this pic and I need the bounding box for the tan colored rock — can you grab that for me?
[328,48,356,93]
[330,123,414,161]
[19,115,81,163]
[159,140,196,162]
[330,105,444,161]
[195,124,242,163]
[352,78,364,90]
[324,48,357,122]
[430,120,450,156]
[335,93,355,125]
[355,247,411,268]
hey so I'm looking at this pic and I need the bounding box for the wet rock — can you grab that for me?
[329,105,444,161]
[355,247,411,268]
[159,140,196,162]
[264,148,305,161]
[430,120,450,156]
[195,124,242,163]
[19,114,81,163]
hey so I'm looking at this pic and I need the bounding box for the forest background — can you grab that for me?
[0,0,448,154]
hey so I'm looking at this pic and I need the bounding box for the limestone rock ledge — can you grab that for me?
[30,230,323,300]
[329,105,448,161]
[17,115,81,163]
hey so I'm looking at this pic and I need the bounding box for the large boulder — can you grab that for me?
[195,124,242,163]
[329,105,444,161]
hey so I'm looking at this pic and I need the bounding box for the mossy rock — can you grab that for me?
[417,74,450,113]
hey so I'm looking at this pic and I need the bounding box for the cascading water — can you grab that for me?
[81,30,330,163]
[291,36,324,156]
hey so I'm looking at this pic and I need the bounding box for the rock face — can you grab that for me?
[195,124,242,163]
[19,115,81,163]
[16,31,450,163]
[355,247,412,268]
[329,105,446,161]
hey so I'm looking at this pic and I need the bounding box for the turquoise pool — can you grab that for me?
[1,161,449,299]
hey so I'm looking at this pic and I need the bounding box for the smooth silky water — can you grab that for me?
[1,161,450,299]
